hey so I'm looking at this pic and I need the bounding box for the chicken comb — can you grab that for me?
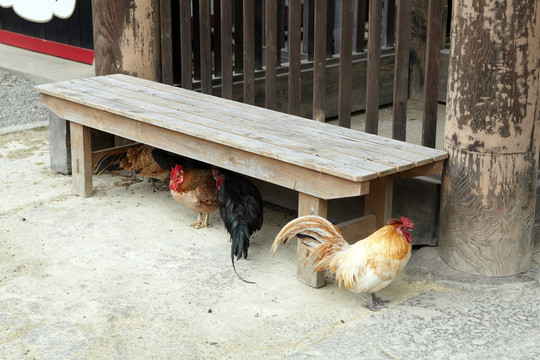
[400,216,413,229]
[171,164,184,175]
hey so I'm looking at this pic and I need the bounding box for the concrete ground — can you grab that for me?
[1,45,539,359]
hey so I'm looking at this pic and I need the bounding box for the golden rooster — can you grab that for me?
[271,215,413,311]
[169,164,219,229]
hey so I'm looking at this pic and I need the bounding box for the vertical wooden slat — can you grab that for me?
[265,0,278,110]
[234,0,244,73]
[288,0,302,115]
[179,0,192,90]
[254,1,263,69]
[313,0,327,122]
[213,0,222,77]
[221,0,233,99]
[326,0,335,57]
[422,0,444,148]
[338,0,353,128]
[243,0,255,104]
[199,0,212,94]
[160,0,174,84]
[356,0,367,52]
[192,1,201,80]
[307,0,315,61]
[365,0,382,134]
[392,0,412,141]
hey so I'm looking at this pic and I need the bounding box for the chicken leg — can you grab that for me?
[367,293,391,311]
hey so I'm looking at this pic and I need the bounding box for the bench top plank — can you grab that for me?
[36,74,447,185]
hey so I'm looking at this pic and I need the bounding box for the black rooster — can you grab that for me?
[214,169,264,283]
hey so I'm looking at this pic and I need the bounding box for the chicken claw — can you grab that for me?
[367,293,390,311]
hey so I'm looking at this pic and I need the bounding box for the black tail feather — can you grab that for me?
[230,221,255,284]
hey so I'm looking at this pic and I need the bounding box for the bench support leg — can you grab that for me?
[296,193,328,288]
[69,122,93,197]
[364,177,393,229]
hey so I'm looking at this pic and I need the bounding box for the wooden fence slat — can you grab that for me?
[422,0,444,148]
[243,0,255,104]
[179,0,192,90]
[326,0,335,57]
[213,0,222,77]
[265,0,278,110]
[199,0,212,94]
[365,0,382,134]
[392,0,412,141]
[356,0,367,52]
[313,0,327,122]
[234,0,244,73]
[254,1,263,69]
[160,0,173,85]
[306,0,315,61]
[338,0,353,128]
[192,1,201,80]
[288,0,302,116]
[221,0,233,99]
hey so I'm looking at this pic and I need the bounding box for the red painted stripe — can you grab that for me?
[0,29,94,65]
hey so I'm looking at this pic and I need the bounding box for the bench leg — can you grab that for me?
[364,177,393,229]
[69,122,93,197]
[48,111,71,175]
[296,193,328,288]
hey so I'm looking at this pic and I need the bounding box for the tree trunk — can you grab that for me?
[439,0,540,276]
[92,0,161,81]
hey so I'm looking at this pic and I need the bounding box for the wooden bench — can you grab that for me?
[36,74,448,287]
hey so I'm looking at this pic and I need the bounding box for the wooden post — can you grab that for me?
[92,0,161,81]
[297,193,328,288]
[439,0,540,276]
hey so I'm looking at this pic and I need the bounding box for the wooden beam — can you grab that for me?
[312,0,327,122]
[422,0,444,148]
[199,0,212,94]
[243,0,255,104]
[221,0,233,99]
[365,0,383,134]
[265,0,278,110]
[69,122,93,197]
[364,176,393,229]
[338,0,353,128]
[337,214,377,244]
[288,0,302,116]
[179,0,192,90]
[297,193,328,288]
[392,0,412,141]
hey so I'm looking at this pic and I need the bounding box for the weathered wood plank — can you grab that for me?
[364,176,393,229]
[179,0,192,90]
[312,0,327,122]
[365,0,383,134]
[69,122,93,197]
[337,214,377,244]
[199,0,212,94]
[38,75,448,170]
[297,193,327,288]
[422,0,444,148]
[102,75,448,161]
[265,0,278,110]
[160,0,173,85]
[243,0,255,104]
[392,0,412,141]
[46,78,437,178]
[40,95,372,199]
[221,0,233,99]
[288,0,302,116]
[338,0,353,128]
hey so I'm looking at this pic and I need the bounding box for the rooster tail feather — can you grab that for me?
[270,215,343,255]
[92,152,128,175]
[230,220,255,284]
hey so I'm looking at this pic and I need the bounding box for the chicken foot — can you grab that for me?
[190,212,210,229]
[366,293,390,311]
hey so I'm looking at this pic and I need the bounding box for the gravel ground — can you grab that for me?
[0,69,49,129]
